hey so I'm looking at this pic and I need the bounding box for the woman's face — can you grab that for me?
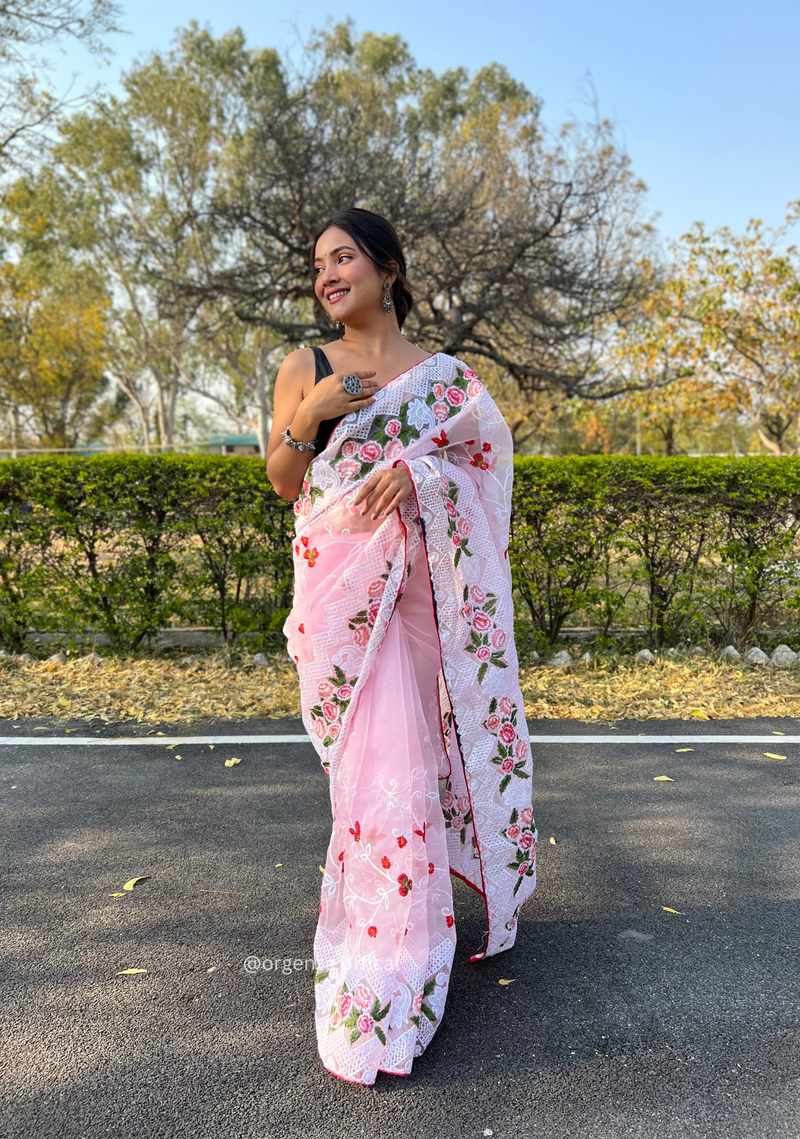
[313,226,389,324]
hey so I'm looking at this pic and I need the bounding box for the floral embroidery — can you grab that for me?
[462,584,509,683]
[397,835,408,848]
[409,975,438,1027]
[501,806,537,895]
[294,479,325,516]
[327,982,392,1045]
[484,696,531,794]
[441,784,473,845]
[367,925,377,937]
[397,873,413,896]
[330,363,476,482]
[349,820,362,842]
[381,855,392,868]
[444,480,473,567]
[310,665,357,747]
[347,564,393,645]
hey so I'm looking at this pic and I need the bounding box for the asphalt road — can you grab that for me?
[1,714,799,1139]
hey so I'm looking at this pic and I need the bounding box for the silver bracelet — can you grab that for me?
[281,425,317,453]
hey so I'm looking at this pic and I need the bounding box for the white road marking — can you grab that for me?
[0,733,797,747]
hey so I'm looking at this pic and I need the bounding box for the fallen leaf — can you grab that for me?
[549,836,557,845]
[109,892,127,897]
[662,906,684,914]
[122,876,150,891]
[209,744,214,749]
[498,978,516,986]
[166,744,175,750]
[225,757,241,767]
[675,747,694,752]
[275,863,283,868]
[175,755,182,760]
[319,865,325,873]
[772,731,785,735]
[689,709,709,719]
[116,968,147,975]
[653,775,674,781]
[763,752,787,760]
[156,731,164,736]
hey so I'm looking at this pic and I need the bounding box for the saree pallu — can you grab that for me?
[284,351,538,1085]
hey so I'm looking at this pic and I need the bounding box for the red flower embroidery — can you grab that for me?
[301,535,309,547]
[294,544,299,554]
[397,873,413,896]
[464,439,475,445]
[367,925,377,937]
[446,914,454,928]
[414,823,427,839]
[298,623,305,634]
[349,820,361,842]
[304,547,319,568]
[428,862,434,875]
[397,835,408,848]
[337,850,344,861]
[432,429,449,448]
[470,453,489,470]
[381,855,392,869]
[482,441,492,452]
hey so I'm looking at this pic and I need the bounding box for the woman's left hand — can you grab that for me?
[353,465,414,520]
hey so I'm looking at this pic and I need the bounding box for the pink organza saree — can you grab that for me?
[283,352,538,1085]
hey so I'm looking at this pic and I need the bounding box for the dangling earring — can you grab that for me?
[382,281,395,313]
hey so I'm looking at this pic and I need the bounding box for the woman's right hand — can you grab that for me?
[302,370,379,421]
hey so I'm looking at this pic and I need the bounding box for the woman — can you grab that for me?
[266,207,538,1086]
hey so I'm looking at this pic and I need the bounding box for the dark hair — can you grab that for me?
[310,207,414,331]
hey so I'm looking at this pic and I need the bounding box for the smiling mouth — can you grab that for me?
[327,289,350,304]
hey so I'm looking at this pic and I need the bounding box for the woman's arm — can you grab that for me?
[266,349,377,501]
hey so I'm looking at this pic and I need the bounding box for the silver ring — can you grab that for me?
[342,373,363,396]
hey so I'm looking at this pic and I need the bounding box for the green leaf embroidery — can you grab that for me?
[374,1025,386,1045]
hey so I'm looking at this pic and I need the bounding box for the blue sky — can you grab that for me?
[49,0,800,246]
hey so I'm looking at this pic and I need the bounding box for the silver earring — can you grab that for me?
[383,281,394,313]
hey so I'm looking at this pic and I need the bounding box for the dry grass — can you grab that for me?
[2,651,800,723]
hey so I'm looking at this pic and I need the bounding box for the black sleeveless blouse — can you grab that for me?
[311,344,339,453]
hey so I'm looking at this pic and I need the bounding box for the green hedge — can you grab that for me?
[1,453,800,654]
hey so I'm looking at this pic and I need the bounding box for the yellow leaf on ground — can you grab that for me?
[116,968,147,975]
[166,744,175,750]
[498,978,516,986]
[209,745,214,749]
[654,775,674,781]
[662,906,684,914]
[122,876,150,891]
[225,757,241,767]
[549,836,557,845]
[689,709,710,719]
[319,865,325,873]
[772,731,785,735]
[275,863,283,867]
[109,892,127,897]
[675,748,694,752]
[763,752,787,760]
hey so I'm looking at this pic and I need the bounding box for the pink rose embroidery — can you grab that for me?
[336,685,352,701]
[385,439,404,461]
[457,796,470,814]
[452,533,461,547]
[413,993,424,1013]
[445,386,466,406]
[501,756,514,773]
[302,479,310,494]
[357,1014,374,1034]
[432,402,449,421]
[515,739,528,761]
[470,585,486,604]
[433,383,445,400]
[473,612,492,633]
[476,646,491,662]
[463,369,477,379]
[491,629,507,650]
[443,790,455,809]
[293,500,302,515]
[507,823,521,840]
[457,517,471,537]
[367,602,380,625]
[445,499,457,519]
[519,830,534,851]
[499,723,516,744]
[352,624,370,647]
[318,680,334,699]
[499,696,513,715]
[367,579,386,599]
[353,983,372,1010]
[328,722,341,739]
[339,993,352,1016]
[342,440,358,458]
[450,815,464,830]
[322,701,338,723]
[359,441,382,463]
[521,806,533,825]
[315,719,327,739]
[487,713,501,731]
[302,497,311,515]
[518,861,530,876]
[467,379,482,397]
[385,419,402,438]
[337,459,360,478]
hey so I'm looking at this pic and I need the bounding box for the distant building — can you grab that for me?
[205,434,261,456]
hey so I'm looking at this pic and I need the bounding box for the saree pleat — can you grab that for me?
[313,534,456,1084]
